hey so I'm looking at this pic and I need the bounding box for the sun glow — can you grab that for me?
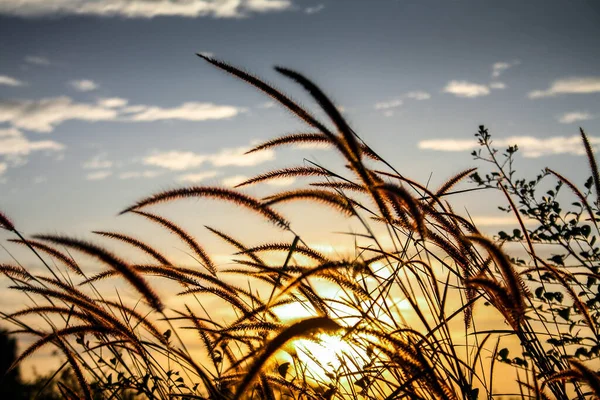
[291,333,367,383]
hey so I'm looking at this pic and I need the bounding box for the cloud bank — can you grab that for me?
[443,81,490,98]
[0,0,293,18]
[0,96,246,133]
[0,128,64,156]
[419,135,600,158]
[69,79,99,92]
[491,60,519,78]
[529,77,600,99]
[557,111,594,124]
[143,145,275,170]
[0,75,25,87]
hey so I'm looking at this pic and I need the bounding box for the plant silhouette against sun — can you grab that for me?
[0,57,598,400]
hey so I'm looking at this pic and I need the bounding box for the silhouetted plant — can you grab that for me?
[0,57,597,400]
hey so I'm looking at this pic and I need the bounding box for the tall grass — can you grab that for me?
[0,56,598,399]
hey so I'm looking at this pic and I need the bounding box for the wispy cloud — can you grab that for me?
[24,55,51,66]
[443,81,490,98]
[69,79,99,92]
[83,153,112,169]
[86,170,112,180]
[374,91,430,116]
[470,215,536,227]
[209,145,274,166]
[258,101,276,109]
[129,102,245,122]
[0,96,118,133]
[0,128,64,156]
[489,82,506,90]
[0,128,21,138]
[143,151,207,171]
[557,111,594,124]
[405,91,431,100]
[177,171,219,183]
[491,60,519,78]
[528,77,600,99]
[0,162,7,176]
[419,135,600,158]
[305,4,324,14]
[0,0,293,18]
[143,145,275,171]
[119,170,163,179]
[97,97,128,108]
[222,175,248,187]
[0,75,25,87]
[374,99,403,110]
[0,96,245,133]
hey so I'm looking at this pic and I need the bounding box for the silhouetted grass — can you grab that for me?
[0,57,598,399]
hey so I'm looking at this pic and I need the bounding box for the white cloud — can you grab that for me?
[492,60,519,78]
[177,171,219,183]
[143,145,275,171]
[97,97,128,108]
[222,175,248,187]
[443,81,490,98]
[305,4,324,14]
[528,77,600,99]
[258,101,276,109]
[83,153,112,169]
[0,128,21,137]
[0,128,62,178]
[489,82,506,90]
[24,55,50,66]
[0,75,25,87]
[121,105,147,113]
[119,170,163,179]
[418,139,478,152]
[405,91,431,100]
[129,102,245,122]
[209,145,274,166]
[69,79,99,92]
[86,170,112,180]
[143,151,207,171]
[0,96,244,133]
[374,99,402,110]
[0,0,293,18]
[0,129,64,156]
[419,135,600,158]
[0,96,118,133]
[470,215,535,227]
[557,111,594,124]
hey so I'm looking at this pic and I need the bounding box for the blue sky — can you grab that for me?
[1,0,600,239]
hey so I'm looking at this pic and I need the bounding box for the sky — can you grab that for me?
[1,0,600,248]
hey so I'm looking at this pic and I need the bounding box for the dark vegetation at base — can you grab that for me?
[0,56,598,399]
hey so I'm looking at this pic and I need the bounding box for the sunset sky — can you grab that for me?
[1,0,600,241]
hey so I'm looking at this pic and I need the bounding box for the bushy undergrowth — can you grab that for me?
[0,56,598,399]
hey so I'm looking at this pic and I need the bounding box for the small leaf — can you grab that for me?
[355,376,369,389]
[557,307,571,321]
[277,362,290,378]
